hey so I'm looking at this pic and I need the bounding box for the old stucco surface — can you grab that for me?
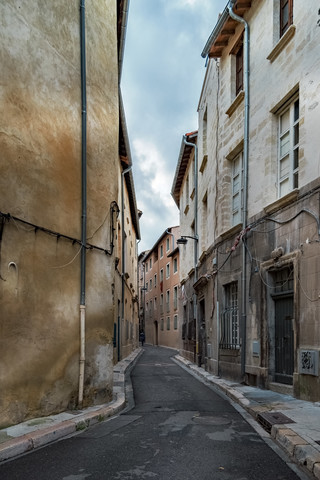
[0,0,119,427]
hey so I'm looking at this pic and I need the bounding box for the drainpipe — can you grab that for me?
[166,228,175,251]
[78,0,87,407]
[120,166,132,361]
[183,136,199,362]
[228,0,250,378]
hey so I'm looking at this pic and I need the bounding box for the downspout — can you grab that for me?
[228,0,250,378]
[183,136,199,362]
[78,0,87,407]
[166,228,175,251]
[120,166,132,361]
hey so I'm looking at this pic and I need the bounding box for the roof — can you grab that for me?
[119,90,141,240]
[201,0,251,59]
[142,226,180,261]
[171,132,197,208]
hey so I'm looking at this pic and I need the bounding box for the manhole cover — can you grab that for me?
[257,412,295,433]
[193,416,231,426]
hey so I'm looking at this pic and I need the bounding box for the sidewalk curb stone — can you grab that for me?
[0,348,142,463]
[174,354,320,480]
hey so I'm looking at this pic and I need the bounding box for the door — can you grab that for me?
[274,295,294,384]
[154,321,158,346]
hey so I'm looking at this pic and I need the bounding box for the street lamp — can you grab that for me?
[177,235,198,245]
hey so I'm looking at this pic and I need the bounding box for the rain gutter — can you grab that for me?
[227,0,250,379]
[79,0,87,407]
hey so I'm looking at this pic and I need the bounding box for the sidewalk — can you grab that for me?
[0,348,142,464]
[175,355,320,480]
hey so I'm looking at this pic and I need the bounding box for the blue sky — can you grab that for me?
[121,0,227,252]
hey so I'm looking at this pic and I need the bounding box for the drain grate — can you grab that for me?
[257,412,295,433]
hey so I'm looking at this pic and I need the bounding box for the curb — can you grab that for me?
[174,355,320,479]
[0,348,142,463]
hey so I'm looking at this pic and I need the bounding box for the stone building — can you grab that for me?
[172,0,320,401]
[0,0,140,427]
[139,227,180,349]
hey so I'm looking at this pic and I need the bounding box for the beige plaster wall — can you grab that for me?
[0,0,119,427]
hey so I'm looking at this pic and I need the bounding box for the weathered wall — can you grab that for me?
[191,0,320,399]
[144,228,180,350]
[0,0,119,427]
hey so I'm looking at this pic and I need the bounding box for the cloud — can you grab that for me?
[132,138,179,250]
[121,0,226,252]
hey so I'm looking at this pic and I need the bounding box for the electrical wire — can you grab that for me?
[296,273,319,302]
[0,211,114,255]
[50,246,82,269]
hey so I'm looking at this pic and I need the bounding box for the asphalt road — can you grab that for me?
[0,346,307,479]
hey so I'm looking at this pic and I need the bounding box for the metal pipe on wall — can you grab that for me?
[227,0,250,378]
[120,166,132,361]
[183,136,199,363]
[79,0,87,407]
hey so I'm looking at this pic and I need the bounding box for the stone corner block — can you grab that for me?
[294,445,320,474]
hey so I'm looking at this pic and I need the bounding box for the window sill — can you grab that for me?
[267,25,296,63]
[225,91,245,117]
[264,189,299,215]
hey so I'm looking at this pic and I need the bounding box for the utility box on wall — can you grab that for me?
[299,350,319,376]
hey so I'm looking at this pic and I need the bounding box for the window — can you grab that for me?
[167,317,171,330]
[154,274,157,287]
[166,237,170,252]
[145,263,148,273]
[166,263,170,278]
[154,297,157,311]
[202,192,208,250]
[174,315,178,330]
[149,279,152,291]
[220,282,239,349]
[173,286,178,310]
[160,293,164,314]
[166,290,170,313]
[232,152,243,226]
[161,318,164,331]
[173,257,178,274]
[278,96,299,197]
[146,281,148,291]
[160,268,164,282]
[203,107,208,157]
[280,0,293,37]
[160,244,163,258]
[235,43,243,95]
[149,258,152,269]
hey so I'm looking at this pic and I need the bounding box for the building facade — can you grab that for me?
[0,0,140,428]
[172,0,320,401]
[139,227,180,349]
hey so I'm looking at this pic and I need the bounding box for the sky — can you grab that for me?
[121,0,227,253]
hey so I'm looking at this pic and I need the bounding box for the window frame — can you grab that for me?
[231,152,243,226]
[278,94,299,197]
[280,0,293,38]
[173,257,178,274]
[220,282,240,349]
[166,263,170,279]
[235,42,244,96]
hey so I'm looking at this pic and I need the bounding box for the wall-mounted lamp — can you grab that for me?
[177,235,198,245]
